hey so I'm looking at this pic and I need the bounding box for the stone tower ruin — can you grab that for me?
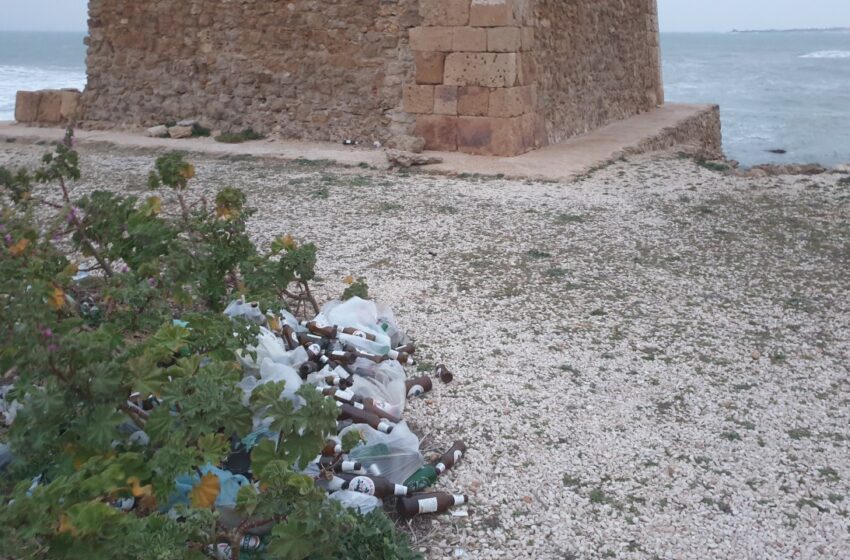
[80,0,665,156]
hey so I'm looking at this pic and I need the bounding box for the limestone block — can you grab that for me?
[146,125,169,138]
[487,27,521,52]
[14,91,40,122]
[520,26,535,51]
[457,115,526,156]
[470,0,515,27]
[58,90,81,121]
[489,85,535,117]
[458,86,490,116]
[419,0,470,26]
[444,53,517,87]
[434,85,459,115]
[36,91,64,123]
[516,51,536,86]
[386,134,426,153]
[452,27,487,52]
[414,52,446,85]
[168,125,193,139]
[414,114,458,151]
[403,84,435,114]
[410,27,454,52]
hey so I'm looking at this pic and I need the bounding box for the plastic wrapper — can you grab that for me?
[340,421,422,484]
[329,490,381,515]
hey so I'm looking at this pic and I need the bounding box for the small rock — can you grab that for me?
[386,149,442,168]
[521,495,533,504]
[167,125,193,139]
[176,119,197,127]
[145,125,169,138]
[751,350,761,360]
[469,480,481,492]
[387,134,426,154]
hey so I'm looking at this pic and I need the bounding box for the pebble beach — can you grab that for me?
[2,140,849,559]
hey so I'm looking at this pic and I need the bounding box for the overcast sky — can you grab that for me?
[0,0,848,33]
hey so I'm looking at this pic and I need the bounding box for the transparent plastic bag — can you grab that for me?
[224,299,265,325]
[340,421,422,484]
[329,490,381,514]
[317,298,391,354]
[350,359,406,417]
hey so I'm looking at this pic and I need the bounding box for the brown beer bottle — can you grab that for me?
[301,321,338,339]
[337,473,411,498]
[405,376,433,398]
[362,397,401,423]
[321,437,342,457]
[387,349,415,366]
[327,350,359,365]
[435,440,467,474]
[395,343,416,354]
[337,403,394,434]
[299,361,319,377]
[280,324,299,350]
[396,492,468,517]
[340,327,377,341]
[322,387,360,405]
[435,364,453,383]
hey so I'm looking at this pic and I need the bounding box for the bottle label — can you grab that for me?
[336,389,354,402]
[435,462,446,474]
[350,330,366,338]
[454,450,463,463]
[407,385,423,398]
[453,494,467,505]
[348,476,376,496]
[308,344,321,356]
[418,497,439,514]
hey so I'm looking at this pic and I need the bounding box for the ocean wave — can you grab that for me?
[799,50,850,59]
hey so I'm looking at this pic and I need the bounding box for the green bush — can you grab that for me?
[215,129,265,144]
[0,130,420,560]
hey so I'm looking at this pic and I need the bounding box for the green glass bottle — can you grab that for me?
[404,464,438,492]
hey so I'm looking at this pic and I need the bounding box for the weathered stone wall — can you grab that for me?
[534,0,663,144]
[82,0,419,144]
[78,0,666,156]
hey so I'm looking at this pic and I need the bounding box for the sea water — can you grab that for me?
[663,31,850,166]
[1,30,848,166]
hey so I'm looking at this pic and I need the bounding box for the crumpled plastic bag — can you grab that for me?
[339,421,422,484]
[316,298,391,355]
[224,299,265,325]
[350,360,406,417]
[329,490,380,515]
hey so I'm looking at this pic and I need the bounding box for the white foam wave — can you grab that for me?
[800,50,850,59]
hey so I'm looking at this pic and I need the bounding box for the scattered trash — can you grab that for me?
[86,294,470,552]
[343,139,358,146]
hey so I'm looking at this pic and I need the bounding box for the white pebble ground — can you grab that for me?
[2,141,848,560]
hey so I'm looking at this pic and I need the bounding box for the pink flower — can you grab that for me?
[42,328,54,338]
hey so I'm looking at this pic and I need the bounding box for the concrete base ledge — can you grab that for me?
[0,104,721,182]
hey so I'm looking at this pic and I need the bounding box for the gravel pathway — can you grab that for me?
[2,140,849,559]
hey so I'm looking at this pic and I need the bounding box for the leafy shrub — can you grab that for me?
[215,129,265,144]
[0,130,419,560]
